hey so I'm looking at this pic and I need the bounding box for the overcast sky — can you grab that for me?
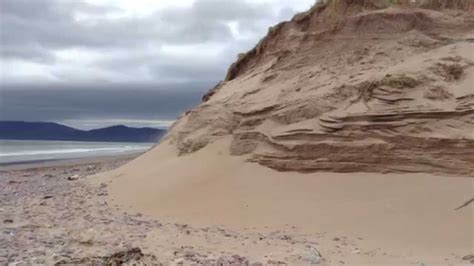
[0,0,314,129]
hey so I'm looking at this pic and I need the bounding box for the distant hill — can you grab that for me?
[0,121,166,143]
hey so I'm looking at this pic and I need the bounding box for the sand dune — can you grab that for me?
[170,5,474,175]
[99,0,474,264]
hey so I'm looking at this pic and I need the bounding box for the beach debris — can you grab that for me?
[172,257,185,264]
[3,219,13,224]
[54,247,158,265]
[267,259,288,265]
[43,195,53,200]
[171,247,251,265]
[66,175,79,181]
[352,248,360,254]
[302,245,323,265]
[454,197,474,210]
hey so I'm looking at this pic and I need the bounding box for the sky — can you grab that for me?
[0,0,314,129]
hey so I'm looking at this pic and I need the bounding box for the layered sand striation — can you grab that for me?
[167,1,474,175]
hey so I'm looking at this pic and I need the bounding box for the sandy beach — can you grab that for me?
[0,154,257,265]
[1,141,473,265]
[0,154,155,265]
[0,153,332,265]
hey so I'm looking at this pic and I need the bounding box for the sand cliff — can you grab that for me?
[163,0,474,175]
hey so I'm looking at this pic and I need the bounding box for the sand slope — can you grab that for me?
[102,137,473,264]
[100,1,474,264]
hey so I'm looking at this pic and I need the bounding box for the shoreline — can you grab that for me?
[0,152,144,172]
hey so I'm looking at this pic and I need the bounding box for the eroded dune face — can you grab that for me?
[163,0,474,176]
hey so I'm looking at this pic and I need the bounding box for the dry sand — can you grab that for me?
[98,137,474,265]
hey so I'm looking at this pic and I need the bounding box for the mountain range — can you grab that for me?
[0,121,166,143]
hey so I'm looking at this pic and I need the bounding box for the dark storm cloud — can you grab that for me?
[0,83,211,129]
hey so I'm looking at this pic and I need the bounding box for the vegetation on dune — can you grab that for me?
[315,0,474,10]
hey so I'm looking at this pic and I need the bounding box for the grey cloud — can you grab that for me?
[149,58,227,83]
[174,0,271,22]
[0,83,211,125]
[2,5,148,51]
[1,43,55,63]
[1,0,310,85]
[0,0,245,56]
[0,0,312,128]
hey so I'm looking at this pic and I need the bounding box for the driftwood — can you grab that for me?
[454,197,474,210]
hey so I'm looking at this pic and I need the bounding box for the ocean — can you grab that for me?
[0,140,155,165]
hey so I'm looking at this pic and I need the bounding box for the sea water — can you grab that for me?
[0,139,154,164]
